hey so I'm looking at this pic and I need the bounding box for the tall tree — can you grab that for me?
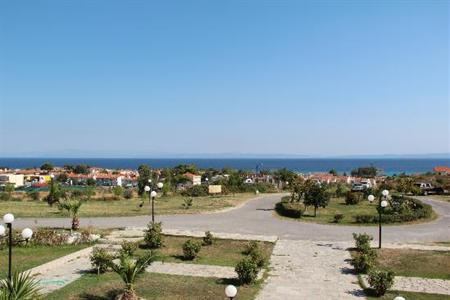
[40,162,54,171]
[137,164,151,196]
[303,181,330,217]
[58,199,83,230]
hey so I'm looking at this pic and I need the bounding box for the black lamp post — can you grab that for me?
[144,180,164,224]
[368,190,389,249]
[0,213,33,280]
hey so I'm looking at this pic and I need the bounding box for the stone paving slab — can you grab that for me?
[28,246,94,294]
[256,240,365,300]
[146,262,239,279]
[362,275,450,295]
[112,227,279,242]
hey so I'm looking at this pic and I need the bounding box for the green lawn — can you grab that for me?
[374,248,450,280]
[366,290,450,300]
[0,244,90,277]
[0,193,255,218]
[136,235,274,267]
[46,272,263,300]
[276,197,436,225]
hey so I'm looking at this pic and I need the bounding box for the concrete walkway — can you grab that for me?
[13,194,450,243]
[104,227,278,244]
[146,262,237,279]
[28,246,94,294]
[256,240,364,300]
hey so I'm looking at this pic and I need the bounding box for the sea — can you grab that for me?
[0,158,449,175]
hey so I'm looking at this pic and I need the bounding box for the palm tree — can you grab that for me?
[0,271,41,300]
[108,251,155,300]
[58,199,83,230]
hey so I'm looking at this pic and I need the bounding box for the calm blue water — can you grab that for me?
[0,158,449,175]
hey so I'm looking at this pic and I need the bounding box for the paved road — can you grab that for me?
[13,194,450,243]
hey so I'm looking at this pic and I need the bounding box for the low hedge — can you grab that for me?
[354,196,433,224]
[275,200,305,218]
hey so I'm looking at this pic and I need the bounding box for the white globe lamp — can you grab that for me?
[381,200,388,208]
[21,228,33,240]
[144,186,151,192]
[3,213,14,224]
[157,182,163,189]
[225,284,237,299]
[368,195,375,202]
[382,189,389,197]
[150,191,157,198]
[393,297,405,300]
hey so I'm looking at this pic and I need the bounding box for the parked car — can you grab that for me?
[414,182,445,195]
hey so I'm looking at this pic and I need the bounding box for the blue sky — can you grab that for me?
[0,0,448,157]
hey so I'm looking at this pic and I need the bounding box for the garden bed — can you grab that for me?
[46,272,263,300]
[136,235,274,267]
[275,195,436,225]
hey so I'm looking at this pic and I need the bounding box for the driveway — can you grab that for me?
[12,194,450,243]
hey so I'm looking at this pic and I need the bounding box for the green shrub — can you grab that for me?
[90,247,115,274]
[182,197,193,209]
[0,192,10,201]
[181,185,208,197]
[275,201,304,218]
[112,186,123,199]
[182,239,202,260]
[367,269,395,296]
[235,257,259,284]
[355,197,433,224]
[27,191,40,201]
[354,214,376,224]
[144,222,164,249]
[244,241,259,255]
[249,247,267,268]
[120,240,138,256]
[333,213,344,223]
[352,233,373,253]
[345,191,361,205]
[0,271,41,299]
[202,231,214,246]
[351,249,377,273]
[123,189,134,199]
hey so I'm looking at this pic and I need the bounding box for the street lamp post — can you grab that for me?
[225,284,237,300]
[0,213,33,280]
[368,190,389,249]
[144,180,164,223]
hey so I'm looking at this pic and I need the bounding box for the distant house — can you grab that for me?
[433,166,450,175]
[184,172,202,186]
[0,174,24,187]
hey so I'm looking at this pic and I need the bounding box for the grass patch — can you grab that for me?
[0,193,255,218]
[374,248,450,280]
[137,235,274,267]
[366,290,450,300]
[275,197,436,225]
[433,241,450,246]
[0,244,90,277]
[46,272,263,300]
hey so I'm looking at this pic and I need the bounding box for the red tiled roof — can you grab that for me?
[434,166,450,173]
